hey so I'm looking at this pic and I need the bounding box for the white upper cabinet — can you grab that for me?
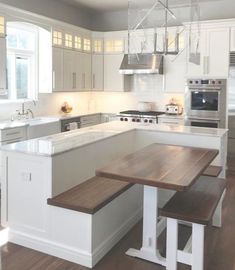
[164,51,187,93]
[92,36,104,91]
[0,37,7,94]
[103,35,127,92]
[0,16,7,94]
[186,27,230,77]
[164,28,187,93]
[92,54,104,91]
[128,32,154,54]
[206,28,229,77]
[63,49,76,91]
[52,47,63,91]
[51,26,92,92]
[104,53,124,92]
[81,52,92,90]
[230,27,235,51]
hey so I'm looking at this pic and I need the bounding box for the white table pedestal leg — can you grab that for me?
[126,186,166,266]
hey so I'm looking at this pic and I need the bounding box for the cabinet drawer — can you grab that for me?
[1,127,27,142]
[80,115,101,124]
[158,118,184,125]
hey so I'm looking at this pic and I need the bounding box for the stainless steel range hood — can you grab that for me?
[119,53,164,75]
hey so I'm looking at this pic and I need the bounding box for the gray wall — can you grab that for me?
[0,0,92,29]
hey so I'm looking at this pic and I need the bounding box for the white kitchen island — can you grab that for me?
[0,121,228,268]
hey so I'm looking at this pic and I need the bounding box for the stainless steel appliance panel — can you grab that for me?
[185,79,227,128]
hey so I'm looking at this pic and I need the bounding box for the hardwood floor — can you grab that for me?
[1,172,235,270]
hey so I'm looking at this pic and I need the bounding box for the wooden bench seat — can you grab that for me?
[47,176,133,214]
[160,176,227,270]
[202,165,222,177]
[161,176,227,225]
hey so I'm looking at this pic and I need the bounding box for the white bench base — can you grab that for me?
[166,218,205,270]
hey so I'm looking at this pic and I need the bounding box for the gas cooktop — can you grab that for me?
[119,110,165,116]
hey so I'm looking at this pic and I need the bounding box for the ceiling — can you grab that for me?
[60,0,224,12]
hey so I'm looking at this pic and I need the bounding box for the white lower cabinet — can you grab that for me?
[27,121,61,139]
[104,54,124,92]
[158,116,185,125]
[0,126,28,185]
[80,114,101,128]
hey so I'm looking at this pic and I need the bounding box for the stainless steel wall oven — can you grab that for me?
[185,79,227,128]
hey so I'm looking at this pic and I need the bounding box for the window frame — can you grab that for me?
[3,21,39,102]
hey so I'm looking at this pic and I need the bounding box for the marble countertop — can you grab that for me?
[0,116,61,130]
[0,121,228,157]
[0,112,118,130]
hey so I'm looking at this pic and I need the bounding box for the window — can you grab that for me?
[5,22,38,100]
[74,35,82,50]
[105,39,123,53]
[83,38,91,51]
[93,39,103,53]
[65,33,73,48]
[53,30,62,46]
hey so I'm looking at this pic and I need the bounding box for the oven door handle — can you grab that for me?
[187,117,220,122]
[188,88,222,92]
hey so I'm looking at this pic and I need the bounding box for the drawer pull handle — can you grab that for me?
[5,132,20,136]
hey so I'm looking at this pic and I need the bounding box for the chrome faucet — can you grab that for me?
[15,100,36,120]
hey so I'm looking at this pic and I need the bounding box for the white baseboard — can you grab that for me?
[9,230,93,268]
[92,207,143,267]
[8,207,143,269]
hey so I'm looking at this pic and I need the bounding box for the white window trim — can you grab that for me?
[5,21,39,102]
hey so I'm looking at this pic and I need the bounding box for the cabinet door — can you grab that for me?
[52,47,63,92]
[75,51,83,90]
[104,54,124,92]
[164,50,187,93]
[92,54,104,91]
[63,49,76,91]
[206,28,229,77]
[128,34,154,54]
[82,53,92,90]
[158,117,185,125]
[0,37,7,94]
[186,29,206,77]
[230,27,235,52]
